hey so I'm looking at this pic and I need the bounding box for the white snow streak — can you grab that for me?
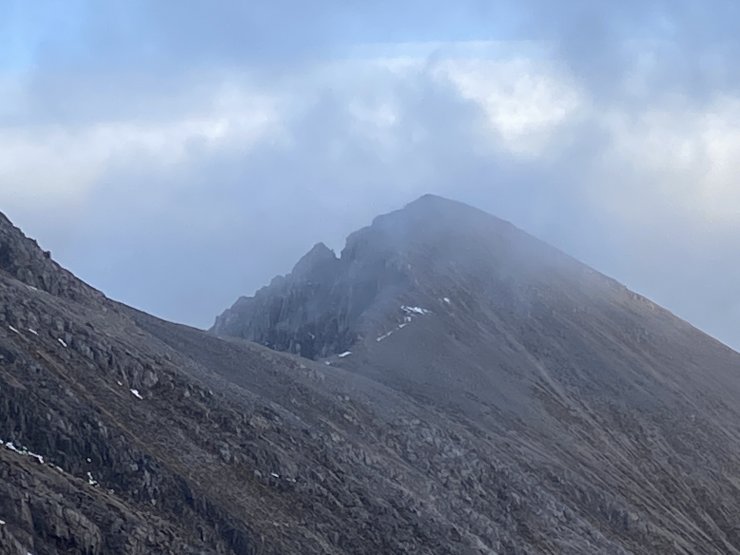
[401,305,431,315]
[8,325,19,334]
[376,330,394,342]
[3,439,44,464]
[57,338,68,348]
[377,307,431,342]
[27,328,38,336]
[130,389,143,400]
[337,351,352,358]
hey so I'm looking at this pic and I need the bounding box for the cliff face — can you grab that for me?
[212,233,412,359]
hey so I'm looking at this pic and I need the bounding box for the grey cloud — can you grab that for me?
[519,0,740,102]
[21,70,613,329]
[3,1,740,349]
[24,1,501,71]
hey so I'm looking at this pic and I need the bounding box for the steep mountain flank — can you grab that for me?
[214,194,740,553]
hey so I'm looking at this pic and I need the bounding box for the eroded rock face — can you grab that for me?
[0,213,104,305]
[212,235,411,358]
[211,194,572,360]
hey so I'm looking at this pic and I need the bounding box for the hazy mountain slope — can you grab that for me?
[214,194,740,554]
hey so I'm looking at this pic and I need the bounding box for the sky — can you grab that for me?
[1,1,739,348]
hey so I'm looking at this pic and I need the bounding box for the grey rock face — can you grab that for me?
[213,194,595,360]
[212,231,411,358]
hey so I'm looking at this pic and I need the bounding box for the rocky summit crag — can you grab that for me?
[3,195,740,554]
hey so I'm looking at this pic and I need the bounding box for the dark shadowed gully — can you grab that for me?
[2,196,740,554]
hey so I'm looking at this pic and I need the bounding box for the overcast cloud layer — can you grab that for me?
[2,1,739,348]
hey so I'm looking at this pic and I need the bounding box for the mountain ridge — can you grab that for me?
[212,194,704,362]
[3,198,740,554]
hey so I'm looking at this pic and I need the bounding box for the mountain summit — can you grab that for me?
[212,193,693,412]
[212,194,531,358]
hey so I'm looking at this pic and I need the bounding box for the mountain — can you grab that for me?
[0,208,494,554]
[214,194,740,553]
[2,196,740,554]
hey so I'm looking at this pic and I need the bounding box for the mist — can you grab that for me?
[1,0,739,348]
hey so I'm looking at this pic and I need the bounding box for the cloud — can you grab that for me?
[434,56,583,155]
[2,2,740,348]
[0,76,280,210]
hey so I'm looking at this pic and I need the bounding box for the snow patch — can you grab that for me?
[57,338,68,348]
[376,330,394,342]
[87,472,98,486]
[130,389,143,400]
[337,351,352,358]
[8,325,19,334]
[442,297,451,304]
[3,440,44,464]
[116,381,123,387]
[27,328,38,336]
[270,472,280,478]
[0,519,5,525]
[401,305,431,316]
[377,311,422,342]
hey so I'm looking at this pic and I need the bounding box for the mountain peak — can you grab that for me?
[291,242,338,280]
[404,192,453,208]
[403,193,480,213]
[371,193,499,231]
[341,194,504,262]
[212,196,565,359]
[0,211,102,304]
